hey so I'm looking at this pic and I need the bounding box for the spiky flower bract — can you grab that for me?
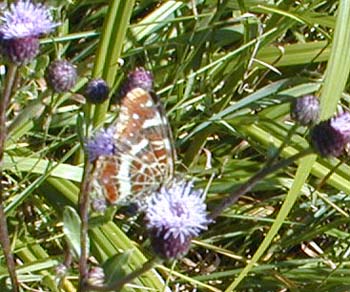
[0,1,58,64]
[46,60,77,93]
[87,267,105,287]
[119,67,153,98]
[310,111,350,157]
[85,127,116,162]
[145,180,210,259]
[291,95,320,126]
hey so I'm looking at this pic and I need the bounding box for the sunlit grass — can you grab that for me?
[1,1,350,291]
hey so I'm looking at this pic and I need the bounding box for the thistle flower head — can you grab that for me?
[119,67,153,98]
[145,180,210,259]
[291,95,320,126]
[0,1,58,64]
[85,127,116,162]
[310,111,350,157]
[0,1,58,39]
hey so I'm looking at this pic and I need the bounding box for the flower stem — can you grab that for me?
[78,160,93,291]
[0,64,19,292]
[210,148,314,219]
[86,257,160,291]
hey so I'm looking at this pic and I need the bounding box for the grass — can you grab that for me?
[2,0,350,291]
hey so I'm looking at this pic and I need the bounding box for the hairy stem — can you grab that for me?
[0,64,19,292]
[78,161,93,291]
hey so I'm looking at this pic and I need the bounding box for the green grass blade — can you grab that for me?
[319,1,350,118]
[92,0,135,127]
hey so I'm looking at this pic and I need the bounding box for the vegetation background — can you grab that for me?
[2,0,350,291]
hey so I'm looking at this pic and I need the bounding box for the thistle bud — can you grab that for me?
[85,78,109,104]
[46,60,77,93]
[291,95,319,126]
[119,67,153,97]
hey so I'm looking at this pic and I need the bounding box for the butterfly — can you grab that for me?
[91,87,176,205]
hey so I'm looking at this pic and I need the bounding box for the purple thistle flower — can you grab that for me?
[310,111,350,157]
[85,127,116,162]
[0,1,58,64]
[145,180,210,259]
[0,1,57,39]
[119,67,153,98]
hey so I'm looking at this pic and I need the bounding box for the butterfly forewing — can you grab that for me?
[92,87,175,205]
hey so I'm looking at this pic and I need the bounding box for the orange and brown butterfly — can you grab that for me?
[86,70,176,205]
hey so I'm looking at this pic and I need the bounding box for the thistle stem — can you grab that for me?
[78,160,93,291]
[86,257,160,291]
[210,148,314,219]
[0,64,19,292]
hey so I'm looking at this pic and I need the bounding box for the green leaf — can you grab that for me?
[63,206,85,259]
[103,250,133,285]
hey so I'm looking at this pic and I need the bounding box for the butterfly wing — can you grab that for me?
[92,87,175,205]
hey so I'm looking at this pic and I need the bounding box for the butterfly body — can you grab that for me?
[92,87,175,205]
